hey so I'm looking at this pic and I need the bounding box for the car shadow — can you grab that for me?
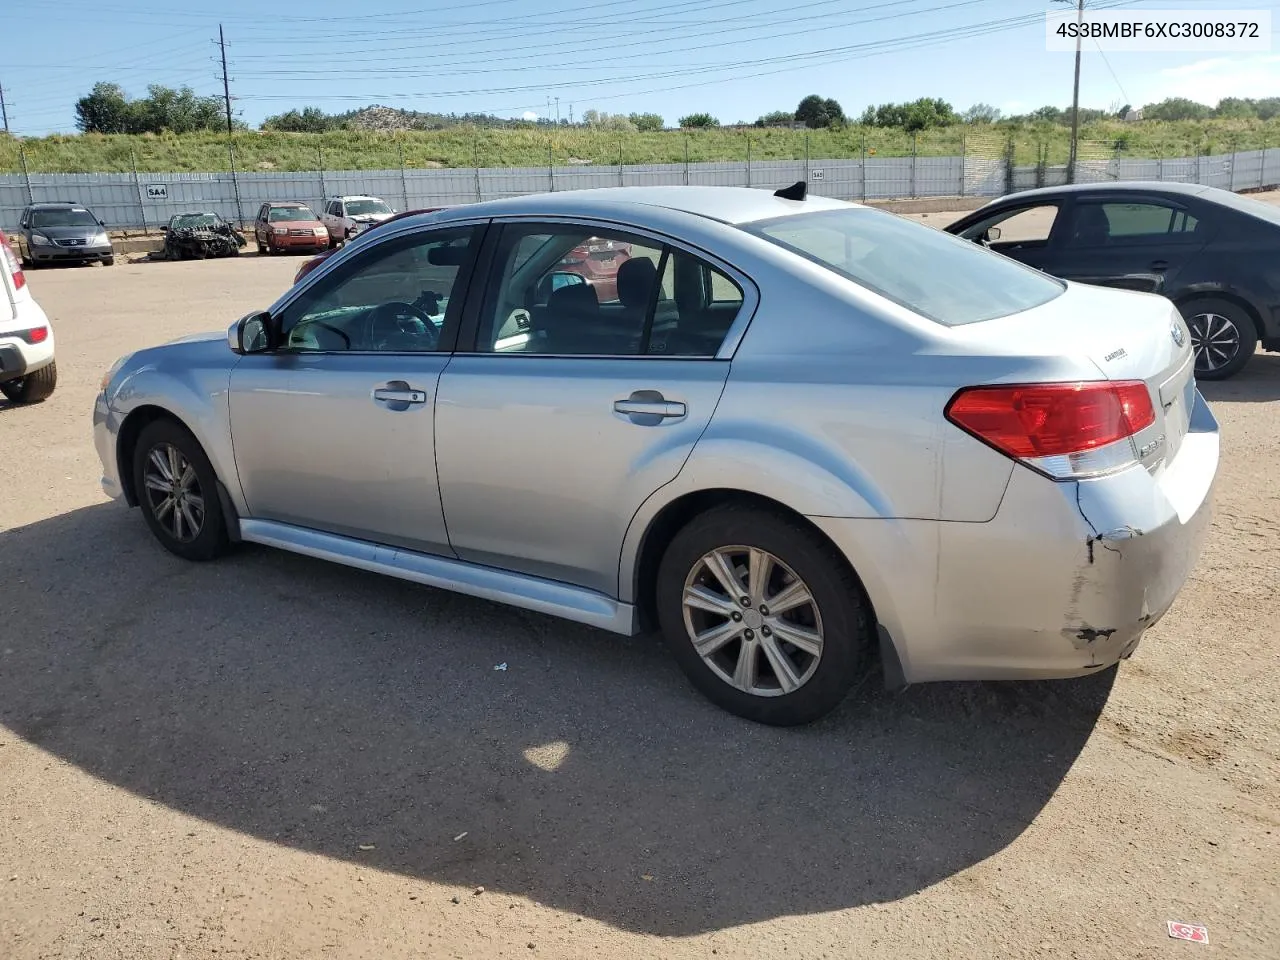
[0,502,1115,936]
[1200,351,1280,403]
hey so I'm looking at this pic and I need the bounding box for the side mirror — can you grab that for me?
[537,271,586,301]
[985,225,1002,242]
[99,219,107,227]
[228,311,273,355]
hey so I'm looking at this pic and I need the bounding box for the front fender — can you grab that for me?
[108,355,240,513]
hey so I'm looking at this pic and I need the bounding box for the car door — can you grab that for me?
[254,204,269,246]
[434,219,753,596]
[948,200,1065,272]
[227,221,484,556]
[1049,194,1209,294]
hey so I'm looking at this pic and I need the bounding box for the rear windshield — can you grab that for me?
[743,207,1065,325]
[269,206,317,222]
[32,208,99,228]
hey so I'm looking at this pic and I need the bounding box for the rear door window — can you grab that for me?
[1067,200,1200,245]
[744,207,1064,326]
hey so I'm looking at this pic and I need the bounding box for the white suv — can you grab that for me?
[319,195,396,246]
[0,230,57,404]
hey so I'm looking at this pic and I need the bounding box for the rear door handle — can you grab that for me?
[1150,259,1169,270]
[613,390,686,421]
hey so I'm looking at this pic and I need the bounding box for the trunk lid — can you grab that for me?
[954,282,1194,474]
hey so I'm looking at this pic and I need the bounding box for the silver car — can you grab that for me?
[93,185,1219,726]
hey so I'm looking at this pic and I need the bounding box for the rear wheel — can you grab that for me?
[655,504,874,726]
[0,361,57,404]
[132,419,229,562]
[1181,297,1257,380]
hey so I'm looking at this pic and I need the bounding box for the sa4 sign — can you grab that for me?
[1167,921,1208,944]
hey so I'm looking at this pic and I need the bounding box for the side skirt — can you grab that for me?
[238,518,639,636]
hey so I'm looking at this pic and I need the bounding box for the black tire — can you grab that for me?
[1180,297,1257,381]
[327,235,338,250]
[0,360,57,404]
[102,256,115,267]
[655,504,874,726]
[256,239,269,255]
[132,418,229,562]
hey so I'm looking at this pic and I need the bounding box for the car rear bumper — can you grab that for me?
[0,337,54,380]
[811,390,1219,684]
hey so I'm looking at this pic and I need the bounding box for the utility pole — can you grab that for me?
[555,97,560,125]
[217,25,244,227]
[1056,0,1086,183]
[218,24,234,136]
[0,82,9,134]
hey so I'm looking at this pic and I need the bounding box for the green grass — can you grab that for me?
[4,119,1280,175]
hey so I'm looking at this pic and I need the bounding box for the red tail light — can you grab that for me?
[1,231,25,290]
[25,327,48,344]
[946,381,1156,460]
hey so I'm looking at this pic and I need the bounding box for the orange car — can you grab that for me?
[254,202,329,256]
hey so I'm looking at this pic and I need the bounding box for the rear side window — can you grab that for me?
[743,207,1064,326]
[1067,201,1199,244]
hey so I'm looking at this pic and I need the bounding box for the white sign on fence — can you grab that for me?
[810,169,825,180]
[145,183,168,200]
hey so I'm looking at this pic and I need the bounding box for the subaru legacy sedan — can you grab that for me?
[93,185,1219,726]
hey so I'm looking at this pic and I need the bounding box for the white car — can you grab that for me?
[0,230,57,404]
[319,195,396,246]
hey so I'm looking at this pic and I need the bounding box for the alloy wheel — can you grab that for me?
[142,442,206,543]
[681,545,824,697]
[1188,311,1240,375]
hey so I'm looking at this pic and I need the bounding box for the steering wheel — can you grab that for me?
[366,300,438,351]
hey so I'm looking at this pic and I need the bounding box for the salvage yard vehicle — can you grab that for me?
[945,181,1280,380]
[162,212,246,260]
[94,185,1219,726]
[320,195,396,247]
[17,201,115,268]
[0,230,57,403]
[253,202,329,255]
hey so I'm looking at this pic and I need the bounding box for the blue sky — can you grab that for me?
[5,0,1278,134]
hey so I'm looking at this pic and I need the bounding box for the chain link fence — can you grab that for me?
[2,131,1277,233]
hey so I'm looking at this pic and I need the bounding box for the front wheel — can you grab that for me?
[1182,298,1257,380]
[0,360,57,404]
[132,419,229,562]
[655,505,874,726]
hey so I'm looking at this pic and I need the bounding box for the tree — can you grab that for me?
[795,94,844,129]
[961,103,1001,124]
[1030,105,1065,124]
[582,109,636,132]
[860,98,957,131]
[263,107,334,133]
[1142,97,1212,121]
[74,83,134,134]
[678,112,719,128]
[754,109,794,127]
[1214,97,1256,119]
[1254,97,1280,120]
[628,112,664,132]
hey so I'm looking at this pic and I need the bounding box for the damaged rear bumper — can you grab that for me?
[813,391,1220,684]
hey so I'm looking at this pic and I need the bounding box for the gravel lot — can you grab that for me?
[1,219,1277,959]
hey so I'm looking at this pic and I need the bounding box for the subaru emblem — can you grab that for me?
[1171,320,1186,348]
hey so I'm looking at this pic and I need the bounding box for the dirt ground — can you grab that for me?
[1,220,1277,959]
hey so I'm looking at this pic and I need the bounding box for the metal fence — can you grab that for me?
[4,144,1280,233]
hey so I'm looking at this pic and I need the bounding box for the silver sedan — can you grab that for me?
[93,185,1220,725]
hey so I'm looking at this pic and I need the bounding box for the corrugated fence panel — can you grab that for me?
[5,147,1280,232]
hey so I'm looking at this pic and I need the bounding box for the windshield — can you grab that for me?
[170,214,222,229]
[345,199,392,217]
[743,207,1065,326]
[269,206,318,222]
[32,208,99,228]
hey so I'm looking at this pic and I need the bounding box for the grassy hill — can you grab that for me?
[4,119,1279,175]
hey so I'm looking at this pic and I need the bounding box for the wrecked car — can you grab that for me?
[162,212,246,260]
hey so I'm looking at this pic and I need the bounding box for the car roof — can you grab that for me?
[423,186,859,227]
[267,201,312,207]
[28,201,91,209]
[331,195,383,201]
[987,181,1214,204]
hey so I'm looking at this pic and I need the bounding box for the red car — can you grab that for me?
[291,214,634,296]
[557,236,632,302]
[293,207,447,284]
[255,202,328,256]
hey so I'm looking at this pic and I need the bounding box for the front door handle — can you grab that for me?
[373,380,428,410]
[614,390,686,422]
[1150,259,1169,270]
